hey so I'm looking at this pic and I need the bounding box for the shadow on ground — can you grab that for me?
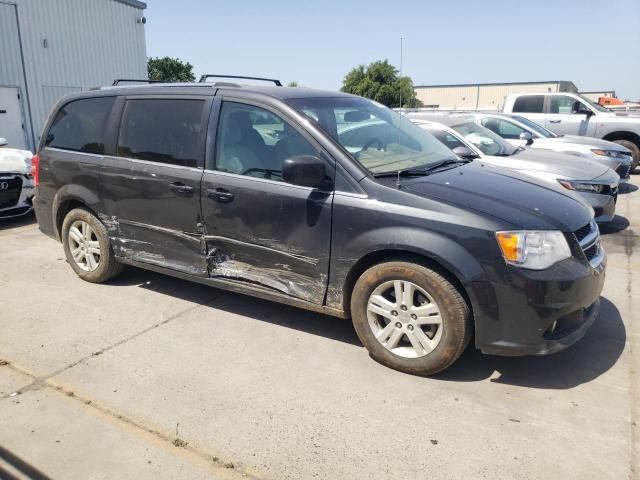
[106,266,361,346]
[619,182,637,194]
[106,267,625,389]
[0,444,52,479]
[599,215,630,235]
[435,297,625,388]
[0,212,35,231]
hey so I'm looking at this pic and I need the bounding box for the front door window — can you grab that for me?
[214,101,317,181]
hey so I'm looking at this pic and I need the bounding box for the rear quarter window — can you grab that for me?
[45,97,115,154]
[512,95,544,113]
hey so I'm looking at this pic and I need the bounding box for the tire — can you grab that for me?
[61,207,123,283]
[350,261,471,376]
[612,139,639,171]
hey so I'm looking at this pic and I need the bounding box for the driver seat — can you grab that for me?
[218,118,265,174]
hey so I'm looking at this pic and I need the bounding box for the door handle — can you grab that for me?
[169,182,194,195]
[207,188,234,203]
[549,119,561,124]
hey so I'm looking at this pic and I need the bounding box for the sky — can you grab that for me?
[146,0,640,100]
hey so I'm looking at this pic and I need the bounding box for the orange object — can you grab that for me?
[495,232,523,262]
[598,96,623,106]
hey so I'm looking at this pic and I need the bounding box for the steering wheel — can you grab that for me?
[242,168,284,181]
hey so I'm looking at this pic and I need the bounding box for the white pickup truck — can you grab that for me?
[502,92,640,169]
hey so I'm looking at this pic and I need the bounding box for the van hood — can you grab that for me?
[483,148,610,180]
[396,162,592,231]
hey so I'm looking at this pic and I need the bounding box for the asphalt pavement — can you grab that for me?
[0,180,638,480]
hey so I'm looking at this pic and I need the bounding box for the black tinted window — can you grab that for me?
[118,99,205,167]
[512,95,544,113]
[46,97,115,154]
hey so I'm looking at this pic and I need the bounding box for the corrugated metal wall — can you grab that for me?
[415,86,478,110]
[0,0,146,150]
[0,2,31,148]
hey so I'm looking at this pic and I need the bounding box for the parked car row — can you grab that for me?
[471,113,633,180]
[27,78,610,376]
[501,92,640,170]
[0,137,34,219]
[401,113,623,224]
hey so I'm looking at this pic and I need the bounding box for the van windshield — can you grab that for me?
[287,97,457,174]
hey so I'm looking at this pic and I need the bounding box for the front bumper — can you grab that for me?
[576,190,616,223]
[469,253,606,356]
[0,173,34,219]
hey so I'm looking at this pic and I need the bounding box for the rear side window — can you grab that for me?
[45,97,115,154]
[512,95,544,113]
[118,99,205,167]
[481,118,526,139]
[549,96,577,114]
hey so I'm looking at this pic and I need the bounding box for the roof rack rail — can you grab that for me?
[198,75,282,86]
[112,79,165,86]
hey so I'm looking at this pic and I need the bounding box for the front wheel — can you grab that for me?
[61,208,123,283]
[350,261,471,375]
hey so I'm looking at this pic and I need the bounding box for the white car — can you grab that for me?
[0,137,34,218]
[501,92,640,169]
[469,113,633,181]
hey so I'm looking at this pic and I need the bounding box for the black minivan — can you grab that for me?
[33,80,605,375]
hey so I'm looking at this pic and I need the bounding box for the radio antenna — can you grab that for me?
[399,36,403,110]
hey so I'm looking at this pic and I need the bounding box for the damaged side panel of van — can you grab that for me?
[204,234,328,303]
[200,171,334,304]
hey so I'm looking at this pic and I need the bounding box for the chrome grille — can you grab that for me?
[573,220,603,267]
[573,223,592,243]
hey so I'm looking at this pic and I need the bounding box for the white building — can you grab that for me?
[0,0,147,151]
[414,81,578,111]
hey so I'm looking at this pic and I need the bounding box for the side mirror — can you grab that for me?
[282,155,330,189]
[519,132,534,145]
[0,137,7,147]
[452,146,479,159]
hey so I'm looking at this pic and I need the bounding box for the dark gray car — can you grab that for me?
[32,81,605,375]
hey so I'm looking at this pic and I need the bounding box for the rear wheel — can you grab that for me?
[62,208,123,283]
[350,261,471,375]
[612,139,639,171]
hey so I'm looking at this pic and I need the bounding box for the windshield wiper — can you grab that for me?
[372,158,470,178]
[422,158,472,172]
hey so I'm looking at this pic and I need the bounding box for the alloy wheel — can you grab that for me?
[366,280,443,358]
[68,220,101,272]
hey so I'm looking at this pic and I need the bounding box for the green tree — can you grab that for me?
[287,81,299,87]
[147,56,195,82]
[341,60,423,108]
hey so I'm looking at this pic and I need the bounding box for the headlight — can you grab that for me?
[591,149,630,159]
[495,231,571,270]
[557,179,603,194]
